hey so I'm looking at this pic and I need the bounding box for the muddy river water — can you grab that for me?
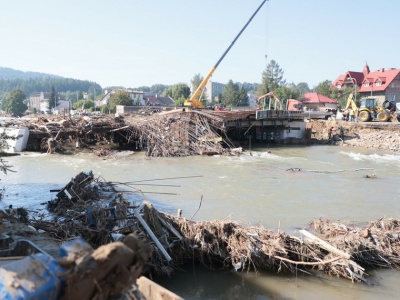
[1,144,400,299]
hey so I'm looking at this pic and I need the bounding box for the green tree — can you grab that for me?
[257,59,286,96]
[175,95,185,106]
[274,86,301,105]
[0,75,102,100]
[240,82,258,93]
[134,86,150,92]
[108,91,132,112]
[1,89,27,116]
[0,130,17,196]
[296,82,311,95]
[315,80,332,97]
[238,86,249,106]
[163,83,190,101]
[99,104,110,114]
[0,129,22,199]
[73,99,94,110]
[191,73,203,92]
[150,84,168,95]
[49,85,58,109]
[78,91,84,101]
[331,86,357,109]
[222,80,241,107]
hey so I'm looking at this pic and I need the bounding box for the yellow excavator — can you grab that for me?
[184,0,267,109]
[344,93,358,114]
[344,93,399,122]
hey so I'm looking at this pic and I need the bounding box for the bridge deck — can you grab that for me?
[256,110,304,120]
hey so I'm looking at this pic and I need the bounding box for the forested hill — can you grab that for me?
[0,67,61,80]
[0,67,102,98]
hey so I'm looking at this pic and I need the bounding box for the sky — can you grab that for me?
[1,0,399,90]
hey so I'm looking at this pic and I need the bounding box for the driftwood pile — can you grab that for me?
[24,172,400,283]
[124,110,228,157]
[2,110,249,156]
[158,214,400,283]
[311,218,400,270]
[123,109,248,157]
[2,114,124,152]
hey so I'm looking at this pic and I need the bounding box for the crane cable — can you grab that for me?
[264,0,269,62]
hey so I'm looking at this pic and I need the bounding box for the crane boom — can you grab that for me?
[185,0,268,108]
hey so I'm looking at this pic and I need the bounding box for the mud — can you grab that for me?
[307,119,400,152]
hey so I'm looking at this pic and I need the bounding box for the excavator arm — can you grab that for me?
[257,91,283,110]
[345,93,358,112]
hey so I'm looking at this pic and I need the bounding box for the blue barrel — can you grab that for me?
[0,253,65,300]
[58,237,91,258]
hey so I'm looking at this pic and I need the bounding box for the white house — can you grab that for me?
[95,89,144,107]
[52,100,70,114]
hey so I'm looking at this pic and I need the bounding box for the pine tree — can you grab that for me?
[258,60,286,96]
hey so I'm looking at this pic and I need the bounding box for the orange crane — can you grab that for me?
[256,92,283,110]
[184,0,268,109]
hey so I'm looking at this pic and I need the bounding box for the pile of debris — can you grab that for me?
[5,110,246,156]
[23,171,400,283]
[33,171,180,276]
[124,110,237,156]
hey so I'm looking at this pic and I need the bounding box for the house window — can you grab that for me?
[376,82,382,86]
[390,82,396,88]
[387,94,395,101]
[336,84,341,89]
[364,82,370,87]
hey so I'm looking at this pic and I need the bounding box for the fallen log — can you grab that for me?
[299,229,351,259]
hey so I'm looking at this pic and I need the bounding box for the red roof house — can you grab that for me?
[332,64,400,105]
[301,92,338,112]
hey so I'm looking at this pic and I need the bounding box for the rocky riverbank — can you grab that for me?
[307,119,400,152]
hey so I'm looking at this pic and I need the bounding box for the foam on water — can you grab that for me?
[224,150,288,162]
[341,151,400,167]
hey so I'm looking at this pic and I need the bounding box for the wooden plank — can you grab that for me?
[299,229,351,259]
[133,210,172,262]
[137,276,183,300]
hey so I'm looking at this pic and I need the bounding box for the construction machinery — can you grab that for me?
[286,99,303,111]
[256,92,302,111]
[344,93,358,113]
[343,93,399,122]
[359,97,398,122]
[184,0,267,109]
[256,91,283,110]
[341,93,359,120]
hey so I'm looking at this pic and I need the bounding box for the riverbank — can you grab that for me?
[307,119,400,152]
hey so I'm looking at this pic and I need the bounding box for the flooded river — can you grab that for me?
[1,145,400,299]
